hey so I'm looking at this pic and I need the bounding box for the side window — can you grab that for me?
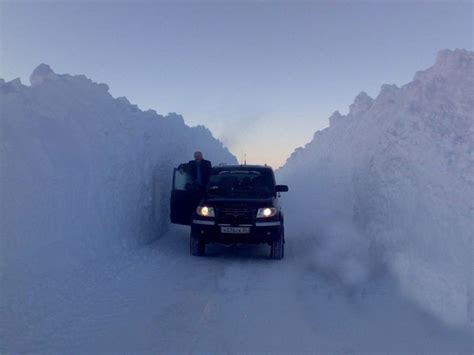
[173,168,193,191]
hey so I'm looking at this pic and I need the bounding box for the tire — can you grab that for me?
[190,234,205,256]
[270,233,284,260]
[281,230,285,259]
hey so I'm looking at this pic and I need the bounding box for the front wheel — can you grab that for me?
[190,234,205,256]
[270,232,284,260]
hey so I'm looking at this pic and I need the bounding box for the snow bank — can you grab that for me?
[278,49,473,329]
[0,64,236,283]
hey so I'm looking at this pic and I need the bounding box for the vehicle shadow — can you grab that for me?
[203,243,272,260]
[162,225,278,261]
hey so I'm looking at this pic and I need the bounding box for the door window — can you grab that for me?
[173,168,193,191]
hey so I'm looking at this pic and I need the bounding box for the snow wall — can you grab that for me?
[0,64,236,284]
[277,49,473,330]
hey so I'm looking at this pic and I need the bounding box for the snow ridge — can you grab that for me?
[0,64,236,289]
[278,49,474,329]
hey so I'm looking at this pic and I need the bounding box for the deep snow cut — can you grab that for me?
[278,49,474,329]
[1,51,472,351]
[0,64,236,284]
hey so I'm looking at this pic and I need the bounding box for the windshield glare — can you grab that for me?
[207,170,274,198]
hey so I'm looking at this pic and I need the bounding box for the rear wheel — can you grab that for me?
[270,232,284,260]
[281,229,285,259]
[190,234,205,256]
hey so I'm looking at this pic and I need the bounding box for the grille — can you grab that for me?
[217,207,256,225]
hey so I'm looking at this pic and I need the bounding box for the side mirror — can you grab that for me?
[275,185,289,192]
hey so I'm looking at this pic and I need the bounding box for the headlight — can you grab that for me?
[256,207,277,218]
[196,205,215,217]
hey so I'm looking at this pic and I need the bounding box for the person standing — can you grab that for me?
[188,151,212,188]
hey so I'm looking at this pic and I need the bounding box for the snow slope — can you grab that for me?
[0,64,236,299]
[278,49,474,329]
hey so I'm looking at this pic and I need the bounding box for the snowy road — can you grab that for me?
[2,227,472,354]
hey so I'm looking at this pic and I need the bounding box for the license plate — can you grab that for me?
[220,226,250,234]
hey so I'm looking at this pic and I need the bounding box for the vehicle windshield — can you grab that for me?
[207,170,274,198]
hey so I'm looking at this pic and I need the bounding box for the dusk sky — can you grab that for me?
[1,1,472,167]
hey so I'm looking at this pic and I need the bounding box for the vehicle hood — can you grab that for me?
[201,197,274,208]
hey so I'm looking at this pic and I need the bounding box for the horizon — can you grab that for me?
[1,1,472,167]
[3,48,470,168]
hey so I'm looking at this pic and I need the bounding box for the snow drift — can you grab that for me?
[278,49,473,329]
[0,64,236,284]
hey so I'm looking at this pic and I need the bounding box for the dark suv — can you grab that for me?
[170,164,288,259]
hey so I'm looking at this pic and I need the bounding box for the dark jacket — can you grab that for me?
[188,159,212,186]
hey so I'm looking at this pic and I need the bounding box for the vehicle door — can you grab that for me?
[170,164,200,225]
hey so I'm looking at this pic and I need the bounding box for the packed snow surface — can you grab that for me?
[278,49,474,330]
[1,51,473,353]
[2,228,472,353]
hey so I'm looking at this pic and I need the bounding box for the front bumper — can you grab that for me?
[191,219,282,244]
